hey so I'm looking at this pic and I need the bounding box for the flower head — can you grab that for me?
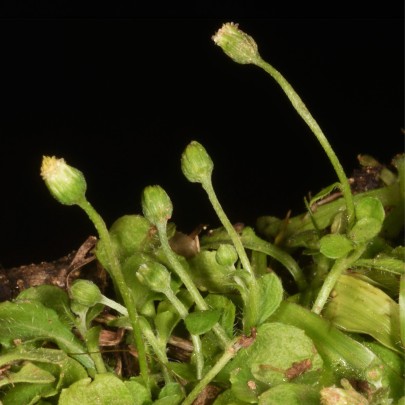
[141,185,173,226]
[40,156,87,205]
[212,22,260,65]
[181,141,214,185]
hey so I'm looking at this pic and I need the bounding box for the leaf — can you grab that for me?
[124,378,152,405]
[0,361,55,388]
[354,254,405,275]
[323,274,402,353]
[185,310,221,335]
[319,234,354,259]
[258,383,320,404]
[188,250,237,293]
[245,273,283,330]
[349,217,383,243]
[270,301,396,388]
[308,182,342,207]
[0,301,94,371]
[155,382,184,404]
[221,322,323,402]
[355,196,385,222]
[15,285,76,328]
[154,310,180,345]
[204,294,236,338]
[59,373,134,405]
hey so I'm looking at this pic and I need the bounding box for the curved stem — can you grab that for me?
[254,58,355,228]
[312,245,366,314]
[155,220,231,348]
[78,200,150,388]
[201,179,256,281]
[182,336,244,405]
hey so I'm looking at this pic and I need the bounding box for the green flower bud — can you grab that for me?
[212,22,260,65]
[137,262,171,293]
[70,279,102,308]
[141,185,173,225]
[40,156,87,205]
[215,244,238,266]
[181,141,214,184]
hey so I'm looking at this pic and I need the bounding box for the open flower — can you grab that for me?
[40,156,87,205]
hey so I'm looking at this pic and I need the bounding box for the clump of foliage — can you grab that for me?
[0,22,403,405]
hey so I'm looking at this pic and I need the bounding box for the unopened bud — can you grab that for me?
[216,244,238,266]
[181,141,213,184]
[137,262,171,293]
[212,22,260,65]
[141,185,173,225]
[70,279,102,308]
[40,156,87,205]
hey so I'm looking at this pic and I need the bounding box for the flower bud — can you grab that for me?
[212,22,260,65]
[70,279,102,308]
[215,244,238,267]
[137,262,171,293]
[40,156,87,205]
[141,185,173,225]
[181,141,214,184]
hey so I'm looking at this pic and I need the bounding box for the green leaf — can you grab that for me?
[245,273,283,329]
[0,361,55,388]
[59,373,134,405]
[0,301,94,371]
[204,294,236,338]
[355,196,385,222]
[96,215,157,268]
[188,250,237,293]
[323,274,402,353]
[124,378,152,405]
[212,389,248,404]
[308,182,341,207]
[15,285,76,328]
[270,301,388,385]
[154,310,181,345]
[157,382,184,404]
[258,383,320,404]
[349,217,383,243]
[185,309,221,335]
[221,322,323,402]
[354,254,405,275]
[319,234,354,259]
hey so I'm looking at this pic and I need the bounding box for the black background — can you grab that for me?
[1,4,403,268]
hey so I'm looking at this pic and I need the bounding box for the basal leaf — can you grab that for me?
[0,301,94,371]
[319,234,354,259]
[59,373,134,405]
[185,309,221,335]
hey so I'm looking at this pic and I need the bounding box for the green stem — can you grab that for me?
[164,288,204,379]
[182,336,244,405]
[77,199,150,388]
[155,220,230,348]
[312,245,367,314]
[254,58,355,228]
[201,179,256,281]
